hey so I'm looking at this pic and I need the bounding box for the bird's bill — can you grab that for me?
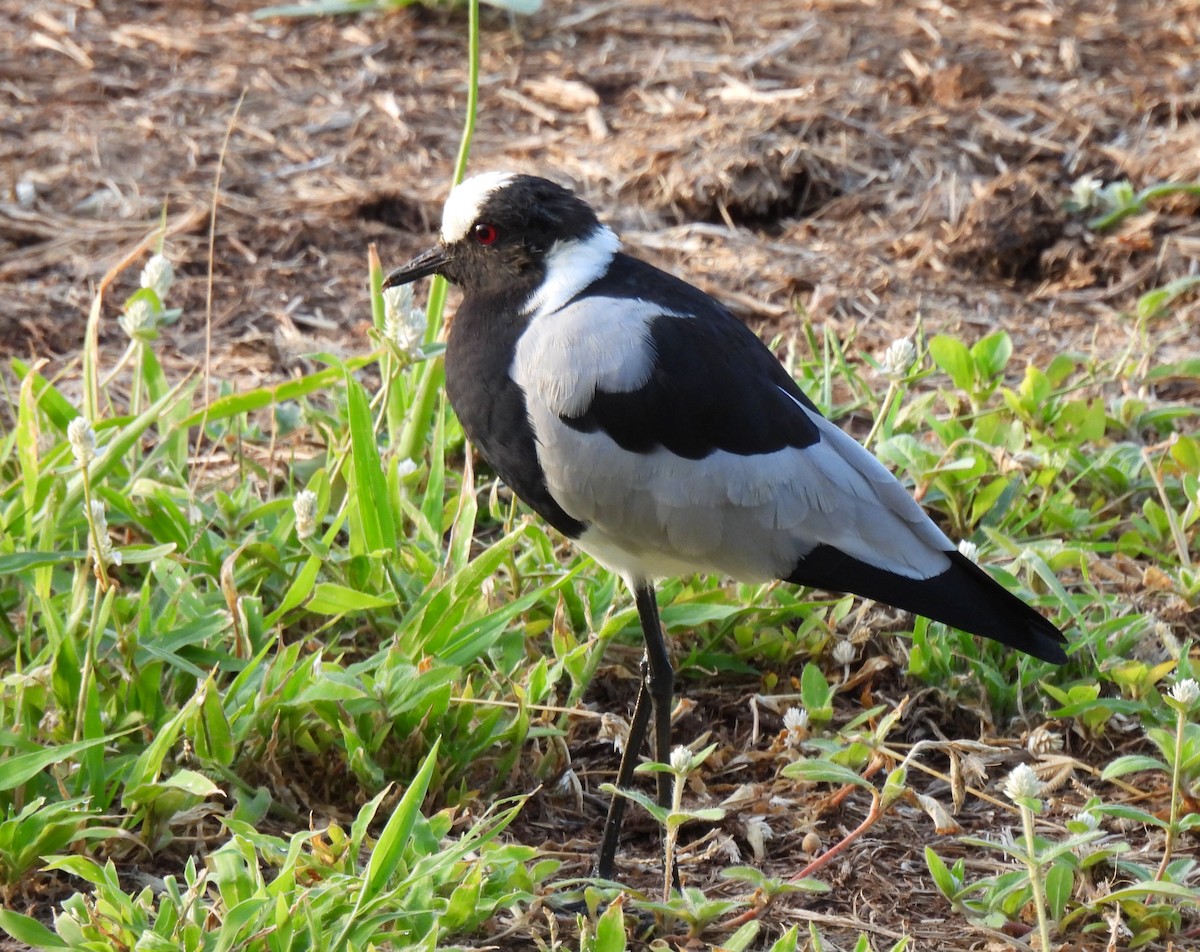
[382,246,449,289]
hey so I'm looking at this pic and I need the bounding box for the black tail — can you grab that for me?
[785,546,1069,664]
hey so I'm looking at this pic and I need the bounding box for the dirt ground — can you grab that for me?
[3,0,1200,948]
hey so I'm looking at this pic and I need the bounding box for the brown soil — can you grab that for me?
[3,0,1199,949]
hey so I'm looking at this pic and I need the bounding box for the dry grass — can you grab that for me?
[4,1,1198,376]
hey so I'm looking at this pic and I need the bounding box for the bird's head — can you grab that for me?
[383,173,611,308]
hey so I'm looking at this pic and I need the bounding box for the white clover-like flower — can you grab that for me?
[1069,174,1103,211]
[119,296,157,341]
[832,638,856,666]
[957,539,979,563]
[1169,678,1199,707]
[383,284,426,357]
[293,489,318,540]
[15,177,36,208]
[670,745,692,774]
[87,499,122,569]
[68,416,96,466]
[880,337,916,380]
[783,706,809,747]
[1073,808,1101,833]
[395,458,418,480]
[139,253,174,301]
[1002,762,1043,802]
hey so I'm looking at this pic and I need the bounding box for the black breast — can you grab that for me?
[444,299,587,539]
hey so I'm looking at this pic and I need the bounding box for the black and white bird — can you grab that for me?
[384,172,1069,877]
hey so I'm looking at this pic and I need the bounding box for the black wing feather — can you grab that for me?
[561,254,821,459]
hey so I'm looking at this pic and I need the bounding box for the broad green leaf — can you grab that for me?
[769,926,801,952]
[924,846,959,898]
[799,662,833,719]
[595,897,628,952]
[1101,755,1165,781]
[781,758,872,788]
[0,911,72,950]
[1045,860,1073,921]
[971,330,1012,379]
[306,582,396,614]
[928,335,974,392]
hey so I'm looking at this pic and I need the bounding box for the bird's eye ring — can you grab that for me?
[473,222,499,246]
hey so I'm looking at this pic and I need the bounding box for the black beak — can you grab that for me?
[382,246,450,289]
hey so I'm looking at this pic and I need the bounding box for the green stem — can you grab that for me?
[74,580,105,743]
[80,467,111,593]
[863,380,899,451]
[663,764,685,903]
[1088,182,1200,231]
[398,0,480,463]
[1154,705,1186,881]
[1020,803,1052,952]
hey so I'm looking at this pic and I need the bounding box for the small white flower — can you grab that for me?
[68,417,96,466]
[1069,174,1103,211]
[880,337,916,380]
[957,539,979,563]
[139,253,174,301]
[1002,762,1043,802]
[15,177,36,208]
[119,297,157,341]
[1169,678,1199,708]
[783,706,809,747]
[87,499,122,569]
[395,458,418,480]
[832,638,856,666]
[670,745,692,774]
[1073,808,1101,832]
[293,489,318,540]
[88,499,107,533]
[383,284,426,356]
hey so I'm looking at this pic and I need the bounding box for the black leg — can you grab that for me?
[634,584,674,816]
[593,583,677,883]
[594,654,653,879]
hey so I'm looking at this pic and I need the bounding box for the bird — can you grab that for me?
[383,171,1069,880]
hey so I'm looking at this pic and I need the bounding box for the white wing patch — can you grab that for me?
[440,171,516,243]
[524,386,954,586]
[512,297,670,418]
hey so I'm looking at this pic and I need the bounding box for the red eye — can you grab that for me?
[473,222,499,246]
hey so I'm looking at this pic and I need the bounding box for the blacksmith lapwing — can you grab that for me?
[383,172,1069,879]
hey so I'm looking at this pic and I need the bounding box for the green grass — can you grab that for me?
[3,5,1200,946]
[2,242,1197,947]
